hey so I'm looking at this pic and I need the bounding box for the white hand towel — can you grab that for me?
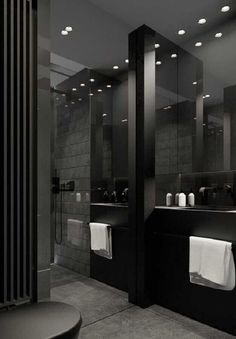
[89,222,110,251]
[189,236,235,290]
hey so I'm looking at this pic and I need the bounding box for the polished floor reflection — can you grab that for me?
[51,265,234,338]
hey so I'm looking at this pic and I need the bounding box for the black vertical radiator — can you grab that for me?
[0,0,37,308]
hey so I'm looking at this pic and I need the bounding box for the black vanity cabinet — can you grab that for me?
[90,204,129,292]
[149,207,236,335]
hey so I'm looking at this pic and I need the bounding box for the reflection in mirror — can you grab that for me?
[155,13,236,208]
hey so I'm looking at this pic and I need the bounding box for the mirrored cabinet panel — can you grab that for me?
[155,19,236,208]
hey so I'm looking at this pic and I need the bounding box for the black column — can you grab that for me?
[128,25,156,307]
[0,0,37,308]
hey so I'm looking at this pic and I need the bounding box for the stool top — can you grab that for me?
[0,302,82,339]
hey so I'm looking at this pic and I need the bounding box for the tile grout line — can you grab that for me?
[81,305,135,329]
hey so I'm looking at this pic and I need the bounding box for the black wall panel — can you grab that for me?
[0,0,37,308]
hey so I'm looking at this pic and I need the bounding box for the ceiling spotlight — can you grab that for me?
[56,97,59,100]
[107,84,112,88]
[71,101,75,104]
[198,18,207,24]
[192,81,197,85]
[72,88,77,91]
[178,29,186,35]
[61,30,68,36]
[65,104,68,108]
[203,95,206,99]
[65,26,73,32]
[62,93,66,97]
[89,78,95,82]
[113,65,119,70]
[205,94,210,98]
[78,98,82,101]
[195,42,202,47]
[171,53,178,58]
[103,114,107,117]
[155,43,160,48]
[156,60,162,65]
[215,32,223,38]
[98,89,103,92]
[89,93,94,96]
[125,59,129,63]
[221,5,230,12]
[164,106,172,110]
[121,119,128,123]
[80,83,85,87]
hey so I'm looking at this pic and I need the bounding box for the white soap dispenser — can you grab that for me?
[188,190,195,207]
[166,193,173,207]
[178,191,186,207]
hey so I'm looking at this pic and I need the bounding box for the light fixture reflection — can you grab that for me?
[178,29,186,35]
[61,30,68,36]
[221,5,230,12]
[198,18,207,24]
[65,26,73,32]
[215,32,223,38]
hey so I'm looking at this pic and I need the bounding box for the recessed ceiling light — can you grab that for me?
[171,53,178,58]
[125,59,129,63]
[89,78,95,82]
[221,5,230,12]
[198,18,207,24]
[78,98,82,101]
[72,88,77,91]
[203,123,206,126]
[107,84,112,88]
[65,104,68,108]
[156,60,162,65]
[89,93,94,96]
[71,101,75,104]
[98,89,102,92]
[164,106,172,110]
[192,81,197,85]
[80,83,85,87]
[195,42,202,47]
[65,26,73,32]
[155,43,160,48]
[205,94,210,98]
[56,97,59,100]
[103,114,107,117]
[194,117,197,120]
[61,30,68,36]
[203,95,206,99]
[113,65,119,70]
[121,119,128,123]
[62,93,66,97]
[215,32,223,38]
[178,29,186,35]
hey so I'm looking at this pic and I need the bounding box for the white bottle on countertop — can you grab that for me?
[188,192,195,207]
[178,192,186,207]
[166,193,173,207]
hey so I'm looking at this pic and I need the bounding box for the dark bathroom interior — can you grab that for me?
[1,0,236,338]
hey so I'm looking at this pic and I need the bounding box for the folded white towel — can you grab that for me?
[89,222,110,251]
[89,222,112,259]
[189,236,235,290]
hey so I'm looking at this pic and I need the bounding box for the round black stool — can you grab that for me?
[0,302,82,339]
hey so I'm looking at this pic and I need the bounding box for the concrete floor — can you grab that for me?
[50,265,235,339]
